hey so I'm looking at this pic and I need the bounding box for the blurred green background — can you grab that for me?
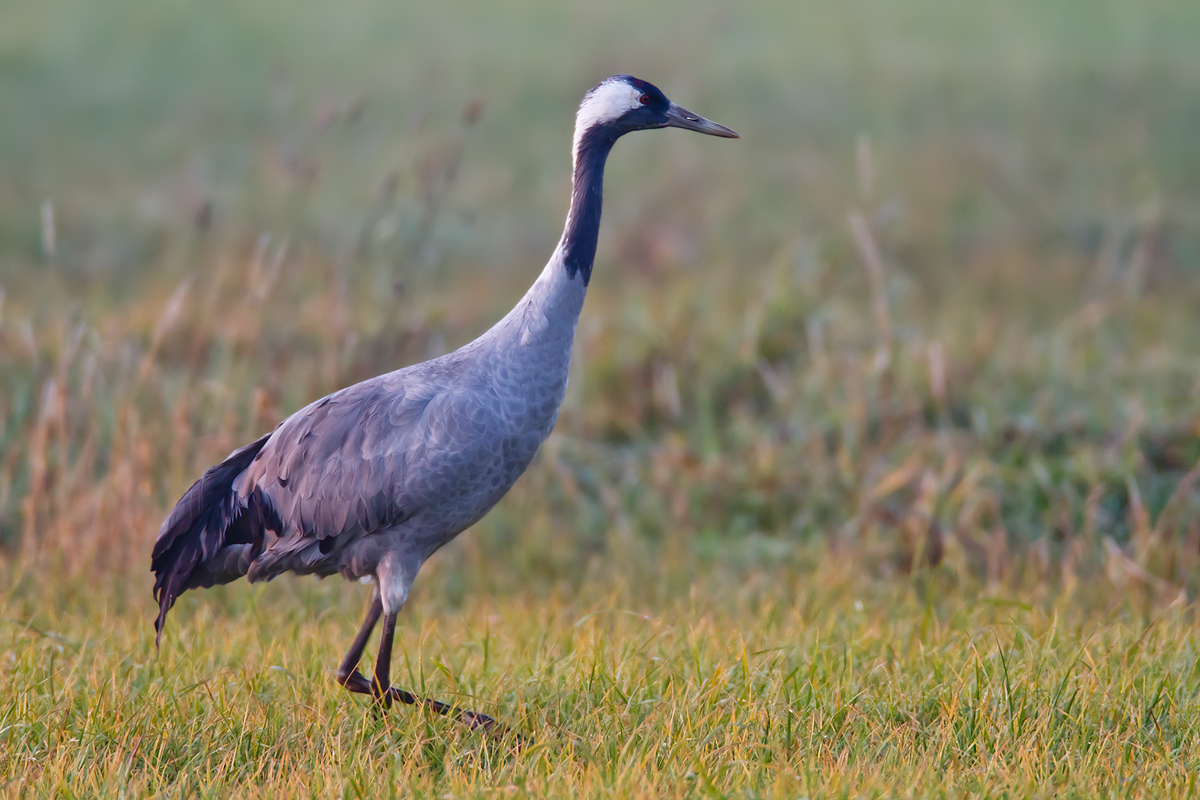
[2,0,1199,597]
[6,0,1199,290]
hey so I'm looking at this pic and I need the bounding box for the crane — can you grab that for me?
[152,74,737,731]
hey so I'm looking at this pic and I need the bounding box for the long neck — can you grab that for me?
[476,122,619,426]
[487,122,618,345]
[562,123,619,285]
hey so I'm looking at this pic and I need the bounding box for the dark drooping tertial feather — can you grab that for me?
[151,434,281,644]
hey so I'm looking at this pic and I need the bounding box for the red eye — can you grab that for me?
[639,94,651,105]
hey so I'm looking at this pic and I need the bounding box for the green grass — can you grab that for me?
[4,571,1200,797]
[3,0,1200,796]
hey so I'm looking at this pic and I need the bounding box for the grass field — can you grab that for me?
[3,0,1200,796]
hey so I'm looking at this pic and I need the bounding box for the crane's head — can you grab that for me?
[574,75,738,154]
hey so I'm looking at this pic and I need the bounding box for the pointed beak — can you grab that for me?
[664,103,739,138]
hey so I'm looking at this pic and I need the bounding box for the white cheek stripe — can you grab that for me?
[573,81,642,162]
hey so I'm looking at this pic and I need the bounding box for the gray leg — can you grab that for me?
[372,611,398,707]
[337,595,516,740]
[336,595,382,696]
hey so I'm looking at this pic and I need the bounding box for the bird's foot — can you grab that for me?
[337,672,522,744]
[337,669,392,718]
[387,687,508,734]
[337,669,376,696]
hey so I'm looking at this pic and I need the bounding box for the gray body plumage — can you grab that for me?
[155,245,583,622]
[242,249,582,588]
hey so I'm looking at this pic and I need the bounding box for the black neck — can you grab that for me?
[562,124,619,286]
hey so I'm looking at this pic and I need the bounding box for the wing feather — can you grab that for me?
[237,365,501,581]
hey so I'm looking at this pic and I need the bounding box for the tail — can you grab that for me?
[151,433,279,646]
